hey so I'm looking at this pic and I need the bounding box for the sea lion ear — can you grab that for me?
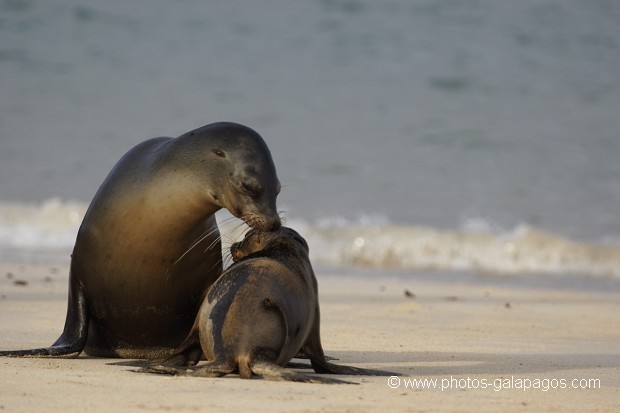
[212,149,226,158]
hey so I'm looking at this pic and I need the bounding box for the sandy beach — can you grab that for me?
[1,261,618,413]
[2,1,620,412]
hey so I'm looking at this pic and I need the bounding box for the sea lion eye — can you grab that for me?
[242,182,257,196]
[212,149,226,158]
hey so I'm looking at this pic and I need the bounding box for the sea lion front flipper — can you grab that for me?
[0,271,88,358]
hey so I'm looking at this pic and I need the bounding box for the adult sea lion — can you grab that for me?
[0,122,281,359]
[138,227,396,383]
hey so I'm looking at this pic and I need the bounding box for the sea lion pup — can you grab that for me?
[137,227,396,383]
[0,122,281,359]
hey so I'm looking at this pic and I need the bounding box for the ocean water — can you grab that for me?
[1,0,620,277]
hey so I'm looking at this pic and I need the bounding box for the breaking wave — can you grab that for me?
[1,199,619,278]
[292,219,620,278]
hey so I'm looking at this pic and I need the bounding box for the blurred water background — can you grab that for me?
[1,0,619,277]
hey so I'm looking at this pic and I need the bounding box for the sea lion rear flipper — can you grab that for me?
[302,308,398,377]
[0,271,88,358]
[251,360,356,384]
[310,358,398,377]
[304,339,397,377]
[292,350,337,361]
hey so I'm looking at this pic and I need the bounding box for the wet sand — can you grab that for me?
[1,262,618,412]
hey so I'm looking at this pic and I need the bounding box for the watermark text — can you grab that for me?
[387,376,601,392]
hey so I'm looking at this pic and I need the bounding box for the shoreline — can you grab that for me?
[1,261,619,412]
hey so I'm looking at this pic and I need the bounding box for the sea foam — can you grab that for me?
[1,199,619,278]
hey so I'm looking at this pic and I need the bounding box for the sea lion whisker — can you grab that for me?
[220,215,251,233]
[219,237,236,252]
[229,219,250,233]
[221,251,234,269]
[220,221,251,244]
[205,256,224,275]
[215,215,240,230]
[242,214,261,231]
[203,234,224,255]
[173,227,221,266]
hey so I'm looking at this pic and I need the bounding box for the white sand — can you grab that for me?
[1,262,618,412]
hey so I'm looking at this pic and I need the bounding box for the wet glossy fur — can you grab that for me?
[0,122,281,359]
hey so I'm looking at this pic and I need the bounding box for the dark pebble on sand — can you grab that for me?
[44,276,53,282]
[13,280,28,286]
[505,302,512,309]
[404,289,415,298]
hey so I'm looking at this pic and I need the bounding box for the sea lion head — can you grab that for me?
[230,227,309,263]
[178,122,282,231]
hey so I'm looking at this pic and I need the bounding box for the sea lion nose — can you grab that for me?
[262,204,281,231]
